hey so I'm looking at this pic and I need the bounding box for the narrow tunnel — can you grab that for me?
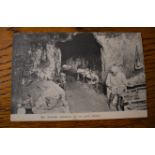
[55,33,108,112]
[56,33,103,74]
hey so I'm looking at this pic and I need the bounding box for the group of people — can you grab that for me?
[76,67,99,90]
[18,63,128,114]
[76,64,128,111]
[62,63,128,111]
[62,64,100,90]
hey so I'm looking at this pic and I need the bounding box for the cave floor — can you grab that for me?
[65,80,109,113]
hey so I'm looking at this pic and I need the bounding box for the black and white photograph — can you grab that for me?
[11,32,147,121]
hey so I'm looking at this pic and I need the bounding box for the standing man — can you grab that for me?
[106,65,127,111]
[60,71,67,90]
[23,94,33,114]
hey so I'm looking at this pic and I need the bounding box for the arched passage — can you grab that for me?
[57,33,103,76]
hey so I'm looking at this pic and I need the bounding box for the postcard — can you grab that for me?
[11,32,147,121]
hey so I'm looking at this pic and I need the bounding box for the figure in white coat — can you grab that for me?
[106,65,127,111]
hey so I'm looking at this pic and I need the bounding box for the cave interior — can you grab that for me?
[57,33,103,75]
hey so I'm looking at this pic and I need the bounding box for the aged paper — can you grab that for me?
[11,32,147,121]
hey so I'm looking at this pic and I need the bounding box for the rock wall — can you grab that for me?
[46,44,61,78]
[32,43,61,80]
[94,33,144,81]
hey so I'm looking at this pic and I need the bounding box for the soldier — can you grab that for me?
[23,94,33,114]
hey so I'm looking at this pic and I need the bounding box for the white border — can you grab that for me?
[1,128,154,155]
[11,110,147,121]
[0,0,155,26]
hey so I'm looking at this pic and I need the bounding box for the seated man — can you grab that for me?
[106,65,127,111]
[77,67,89,82]
[86,70,99,90]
